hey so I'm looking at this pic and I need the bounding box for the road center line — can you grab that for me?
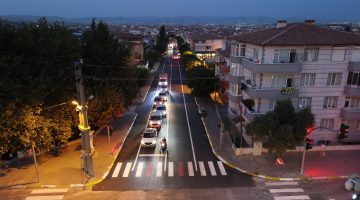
[178,59,198,172]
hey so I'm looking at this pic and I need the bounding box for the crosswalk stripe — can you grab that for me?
[135,162,144,177]
[178,161,184,176]
[168,162,174,177]
[265,181,298,186]
[217,161,227,175]
[25,196,64,200]
[31,189,68,194]
[273,195,310,200]
[187,162,194,176]
[112,162,122,178]
[199,161,206,176]
[208,161,217,176]
[156,162,162,177]
[122,162,132,177]
[269,188,304,193]
[146,162,153,176]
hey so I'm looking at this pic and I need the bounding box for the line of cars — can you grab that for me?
[141,73,169,148]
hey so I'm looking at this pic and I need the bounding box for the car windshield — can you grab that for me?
[159,92,166,96]
[154,97,162,101]
[143,132,155,138]
[156,106,166,111]
[160,85,167,89]
[160,78,166,82]
[150,115,161,120]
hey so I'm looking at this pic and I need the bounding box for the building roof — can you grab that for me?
[231,23,360,46]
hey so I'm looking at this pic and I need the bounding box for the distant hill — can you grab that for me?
[0,15,358,25]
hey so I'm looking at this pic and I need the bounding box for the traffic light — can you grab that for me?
[305,138,313,150]
[338,123,349,140]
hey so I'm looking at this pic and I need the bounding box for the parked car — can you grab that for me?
[155,104,167,118]
[140,128,158,147]
[158,91,167,101]
[148,111,162,131]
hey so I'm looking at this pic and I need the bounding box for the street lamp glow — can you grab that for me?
[72,100,79,105]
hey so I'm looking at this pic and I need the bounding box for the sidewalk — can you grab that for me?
[0,62,159,189]
[195,97,360,181]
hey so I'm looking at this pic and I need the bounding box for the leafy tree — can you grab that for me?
[246,99,314,157]
[156,25,168,54]
[186,66,215,97]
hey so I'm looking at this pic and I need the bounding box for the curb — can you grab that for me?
[85,113,138,188]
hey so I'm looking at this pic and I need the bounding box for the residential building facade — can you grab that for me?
[228,20,360,145]
[187,33,224,61]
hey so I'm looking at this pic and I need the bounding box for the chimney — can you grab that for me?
[304,19,316,25]
[276,20,287,29]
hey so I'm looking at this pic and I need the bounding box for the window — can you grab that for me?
[323,96,338,109]
[230,63,241,76]
[346,120,360,129]
[331,47,346,62]
[274,49,297,63]
[320,119,334,130]
[298,97,312,108]
[304,48,319,62]
[327,73,342,86]
[300,73,316,86]
[271,74,292,88]
[231,42,240,57]
[347,72,360,86]
[344,96,360,108]
[253,48,259,60]
[240,44,246,57]
[229,82,241,96]
[269,99,276,110]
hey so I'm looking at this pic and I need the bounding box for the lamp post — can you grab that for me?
[73,59,94,177]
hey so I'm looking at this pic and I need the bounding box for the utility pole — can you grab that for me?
[75,59,94,177]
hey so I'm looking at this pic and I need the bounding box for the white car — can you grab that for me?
[141,128,158,147]
[148,111,162,130]
[153,96,163,108]
[158,91,167,101]
[155,104,167,118]
[159,85,168,93]
[159,73,168,86]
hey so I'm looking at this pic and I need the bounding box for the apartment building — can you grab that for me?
[117,32,144,65]
[228,20,360,145]
[187,33,224,60]
[215,45,231,104]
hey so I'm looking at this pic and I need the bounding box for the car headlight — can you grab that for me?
[141,140,145,144]
[152,140,156,144]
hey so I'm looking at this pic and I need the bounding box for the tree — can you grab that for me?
[156,25,168,54]
[186,66,215,97]
[246,99,314,157]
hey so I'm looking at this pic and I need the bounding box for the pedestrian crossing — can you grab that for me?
[25,188,68,200]
[265,181,311,200]
[110,160,228,178]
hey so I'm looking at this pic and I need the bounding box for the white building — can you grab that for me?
[228,20,360,145]
[187,33,224,61]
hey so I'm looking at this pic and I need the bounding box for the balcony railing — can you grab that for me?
[341,107,360,120]
[241,82,298,99]
[241,58,301,73]
[344,85,360,96]
[240,101,266,122]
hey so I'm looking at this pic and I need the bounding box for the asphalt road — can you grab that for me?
[93,53,254,191]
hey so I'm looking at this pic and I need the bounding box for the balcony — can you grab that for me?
[241,83,298,99]
[230,55,243,64]
[227,73,243,85]
[228,108,240,121]
[240,101,266,122]
[349,61,360,71]
[241,58,301,73]
[340,107,360,120]
[228,92,242,103]
[344,85,360,96]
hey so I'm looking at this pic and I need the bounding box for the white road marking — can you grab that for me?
[208,161,217,176]
[273,195,310,200]
[135,162,144,177]
[157,162,163,177]
[112,162,122,178]
[199,161,206,176]
[25,196,64,200]
[122,162,132,177]
[168,162,174,177]
[217,161,227,175]
[187,162,194,176]
[139,154,165,157]
[269,188,304,193]
[31,189,68,194]
[266,181,299,186]
[178,59,198,171]
[161,59,165,73]
[131,143,142,171]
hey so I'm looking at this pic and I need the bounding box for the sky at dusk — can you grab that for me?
[0,0,359,20]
